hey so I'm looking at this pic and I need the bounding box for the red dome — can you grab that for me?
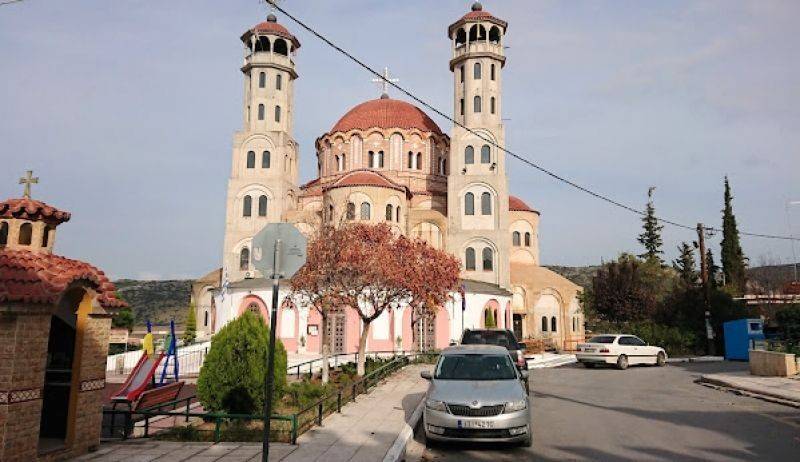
[329,98,443,136]
[324,170,406,193]
[242,15,300,49]
[509,195,538,213]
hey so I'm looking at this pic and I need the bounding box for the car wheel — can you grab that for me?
[422,430,437,448]
[656,351,666,367]
[582,362,595,369]
[616,355,629,370]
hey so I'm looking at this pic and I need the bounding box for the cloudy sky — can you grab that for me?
[1,0,798,280]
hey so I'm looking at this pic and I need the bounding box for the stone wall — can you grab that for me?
[749,349,799,377]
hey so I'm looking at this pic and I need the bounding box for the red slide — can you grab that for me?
[111,352,164,403]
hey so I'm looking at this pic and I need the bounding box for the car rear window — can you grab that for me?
[461,330,518,349]
[587,335,616,344]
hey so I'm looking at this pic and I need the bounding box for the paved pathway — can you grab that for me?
[701,370,800,404]
[75,363,429,462]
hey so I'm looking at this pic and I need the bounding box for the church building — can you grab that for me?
[195,3,584,354]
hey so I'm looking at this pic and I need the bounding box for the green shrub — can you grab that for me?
[776,304,800,348]
[154,424,203,441]
[197,311,287,415]
[285,379,337,410]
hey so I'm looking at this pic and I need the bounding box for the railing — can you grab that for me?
[288,350,424,379]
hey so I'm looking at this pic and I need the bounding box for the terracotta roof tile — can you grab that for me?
[0,249,126,309]
[0,198,71,224]
[242,17,300,49]
[324,170,407,194]
[329,98,443,136]
[509,195,538,213]
[448,4,507,37]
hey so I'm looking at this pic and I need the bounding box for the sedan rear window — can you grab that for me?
[461,330,519,350]
[587,335,617,344]
[435,354,517,381]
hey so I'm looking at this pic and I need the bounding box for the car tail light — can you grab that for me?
[517,354,525,366]
[600,348,610,353]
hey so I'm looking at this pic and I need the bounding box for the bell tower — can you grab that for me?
[446,2,511,289]
[222,13,301,282]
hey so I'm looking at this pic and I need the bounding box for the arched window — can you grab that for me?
[464,193,475,215]
[482,247,493,271]
[541,316,548,332]
[341,154,346,170]
[407,152,414,169]
[396,206,400,222]
[490,97,496,114]
[481,192,492,215]
[525,232,531,247]
[489,26,501,43]
[474,62,482,79]
[572,317,577,332]
[360,202,371,220]
[262,151,271,168]
[274,105,281,122]
[481,145,491,163]
[346,202,355,220]
[204,311,209,327]
[328,204,334,221]
[274,38,288,56]
[512,231,521,246]
[258,195,268,217]
[416,153,422,170]
[551,316,557,332]
[246,151,256,168]
[474,96,482,113]
[242,195,252,217]
[276,74,282,90]
[259,72,266,88]
[379,151,385,168]
[460,98,465,116]
[465,247,476,271]
[385,204,393,221]
[0,221,7,247]
[254,36,271,52]
[490,64,496,80]
[42,226,51,247]
[240,247,250,271]
[465,146,474,164]
[455,28,467,47]
[258,104,265,120]
[459,65,464,83]
[443,159,448,175]
[369,151,375,168]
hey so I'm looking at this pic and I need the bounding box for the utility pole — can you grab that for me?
[697,223,715,355]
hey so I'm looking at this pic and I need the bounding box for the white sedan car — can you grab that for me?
[576,334,667,369]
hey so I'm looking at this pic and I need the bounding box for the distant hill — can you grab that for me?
[746,263,796,292]
[544,265,600,289]
[113,279,192,328]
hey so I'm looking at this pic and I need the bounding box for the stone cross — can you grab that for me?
[19,170,38,199]
[372,67,399,97]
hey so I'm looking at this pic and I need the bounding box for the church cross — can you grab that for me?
[372,67,399,97]
[19,170,38,199]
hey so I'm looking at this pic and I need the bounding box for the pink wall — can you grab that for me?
[237,295,299,353]
[306,308,322,353]
[368,310,396,352]
[402,308,414,351]
[239,295,270,326]
[434,306,450,349]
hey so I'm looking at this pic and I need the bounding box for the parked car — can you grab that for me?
[421,345,532,446]
[576,334,667,369]
[460,328,528,370]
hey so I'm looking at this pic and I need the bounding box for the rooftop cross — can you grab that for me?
[19,170,38,199]
[372,67,399,98]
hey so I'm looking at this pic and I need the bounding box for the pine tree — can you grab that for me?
[672,242,697,285]
[638,187,664,264]
[720,176,747,294]
[707,249,719,289]
[183,302,197,344]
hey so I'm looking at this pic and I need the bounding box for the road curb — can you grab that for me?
[383,394,426,462]
[667,356,724,363]
[698,376,800,408]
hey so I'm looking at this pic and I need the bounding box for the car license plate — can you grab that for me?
[459,419,494,429]
[584,348,596,352]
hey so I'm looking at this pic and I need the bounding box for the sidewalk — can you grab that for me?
[700,370,800,406]
[525,352,576,369]
[76,363,429,462]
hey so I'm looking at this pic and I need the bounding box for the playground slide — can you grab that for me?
[111,352,164,403]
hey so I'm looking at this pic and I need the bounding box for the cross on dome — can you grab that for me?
[19,170,38,199]
[372,67,399,99]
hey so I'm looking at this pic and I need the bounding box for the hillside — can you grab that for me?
[544,265,600,288]
[113,279,192,328]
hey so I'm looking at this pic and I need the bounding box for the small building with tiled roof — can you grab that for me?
[0,182,125,461]
[212,4,583,356]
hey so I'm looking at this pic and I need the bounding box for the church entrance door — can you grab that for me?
[326,312,346,355]
[512,314,524,340]
[413,315,436,352]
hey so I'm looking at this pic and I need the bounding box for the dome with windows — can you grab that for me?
[328,97,443,136]
[241,14,301,49]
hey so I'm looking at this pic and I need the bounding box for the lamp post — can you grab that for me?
[786,201,800,282]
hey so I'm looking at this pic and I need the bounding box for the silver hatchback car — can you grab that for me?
[421,345,531,446]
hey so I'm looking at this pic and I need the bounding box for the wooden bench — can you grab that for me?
[133,381,184,412]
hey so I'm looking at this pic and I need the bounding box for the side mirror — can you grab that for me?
[520,370,529,380]
[420,370,433,380]
[449,341,457,346]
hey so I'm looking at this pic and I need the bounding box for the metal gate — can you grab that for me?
[326,312,346,354]
[414,315,436,351]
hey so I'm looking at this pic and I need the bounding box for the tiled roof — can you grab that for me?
[324,170,407,193]
[242,16,301,49]
[448,4,507,37]
[509,195,538,213]
[329,98,443,136]
[0,198,71,224]
[0,249,126,309]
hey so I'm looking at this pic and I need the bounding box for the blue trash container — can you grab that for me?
[723,318,765,361]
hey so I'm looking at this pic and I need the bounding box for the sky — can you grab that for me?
[1,0,798,280]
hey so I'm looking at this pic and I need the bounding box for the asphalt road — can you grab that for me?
[408,361,800,461]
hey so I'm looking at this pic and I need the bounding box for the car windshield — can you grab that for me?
[461,330,518,350]
[587,335,617,344]
[434,354,517,381]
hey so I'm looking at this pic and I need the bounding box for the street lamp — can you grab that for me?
[786,201,800,282]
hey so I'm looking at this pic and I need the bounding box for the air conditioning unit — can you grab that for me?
[244,271,254,279]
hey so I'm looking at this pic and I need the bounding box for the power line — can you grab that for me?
[268,3,799,242]
[0,0,26,7]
